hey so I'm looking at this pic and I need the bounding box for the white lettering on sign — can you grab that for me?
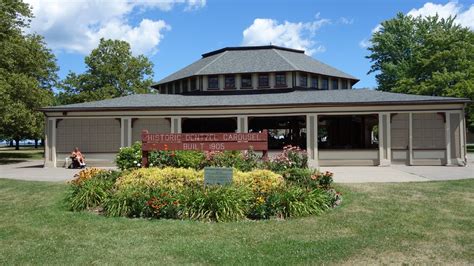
[183,143,197,150]
[209,143,225,150]
[143,131,267,144]
[223,133,260,142]
[184,133,218,142]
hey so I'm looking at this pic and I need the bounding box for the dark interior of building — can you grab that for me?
[318,115,378,149]
[248,116,306,149]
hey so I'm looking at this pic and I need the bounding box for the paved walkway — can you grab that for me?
[0,160,113,182]
[0,156,473,183]
[324,154,474,183]
[323,163,474,183]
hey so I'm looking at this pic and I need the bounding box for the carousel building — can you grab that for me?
[40,45,469,168]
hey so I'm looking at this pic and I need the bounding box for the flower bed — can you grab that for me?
[66,167,340,222]
[66,144,341,222]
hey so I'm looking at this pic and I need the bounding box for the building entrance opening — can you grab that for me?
[248,116,306,149]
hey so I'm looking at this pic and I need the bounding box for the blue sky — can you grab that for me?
[25,0,474,89]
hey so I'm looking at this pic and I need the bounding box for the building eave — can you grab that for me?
[39,99,468,113]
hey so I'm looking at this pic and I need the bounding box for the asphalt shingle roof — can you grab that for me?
[41,89,468,112]
[155,46,358,85]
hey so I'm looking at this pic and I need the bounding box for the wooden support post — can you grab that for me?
[408,113,413,165]
[314,114,319,167]
[445,112,452,165]
[378,113,385,166]
[141,130,149,167]
[141,151,148,168]
[460,112,467,164]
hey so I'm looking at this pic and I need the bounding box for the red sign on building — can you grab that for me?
[141,130,268,167]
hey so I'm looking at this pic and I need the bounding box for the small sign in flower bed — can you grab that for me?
[65,146,342,222]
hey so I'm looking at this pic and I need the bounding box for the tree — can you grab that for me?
[0,0,31,37]
[367,13,474,131]
[0,0,58,149]
[57,38,154,104]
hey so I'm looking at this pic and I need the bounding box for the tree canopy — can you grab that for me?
[57,38,154,104]
[367,13,474,131]
[0,0,58,148]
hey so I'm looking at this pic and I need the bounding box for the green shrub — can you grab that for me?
[180,185,252,222]
[247,186,331,220]
[272,186,331,218]
[173,151,205,169]
[145,189,181,219]
[70,168,107,185]
[116,167,204,190]
[315,171,334,189]
[66,170,120,211]
[104,186,151,217]
[282,169,334,190]
[205,150,261,171]
[149,150,206,169]
[234,169,284,195]
[116,142,142,170]
[147,150,172,168]
[105,187,182,219]
[282,168,318,189]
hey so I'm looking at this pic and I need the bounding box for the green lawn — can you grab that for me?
[0,179,473,264]
[0,147,44,164]
[468,144,474,153]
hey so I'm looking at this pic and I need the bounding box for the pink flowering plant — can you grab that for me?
[266,145,308,172]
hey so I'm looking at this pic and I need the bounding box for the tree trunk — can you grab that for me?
[15,138,20,150]
[9,140,14,147]
[35,139,38,149]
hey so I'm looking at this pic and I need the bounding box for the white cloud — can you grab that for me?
[184,0,206,11]
[359,38,371,48]
[24,0,204,55]
[339,17,354,25]
[242,17,330,55]
[407,1,474,30]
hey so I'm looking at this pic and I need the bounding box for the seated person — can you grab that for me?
[70,147,86,168]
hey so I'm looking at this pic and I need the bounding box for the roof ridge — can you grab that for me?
[195,50,228,75]
[201,45,305,57]
[273,48,298,70]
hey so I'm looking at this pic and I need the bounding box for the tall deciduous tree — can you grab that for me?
[57,38,154,104]
[0,0,58,149]
[367,13,474,131]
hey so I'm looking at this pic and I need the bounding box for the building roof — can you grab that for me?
[41,89,468,112]
[154,45,359,86]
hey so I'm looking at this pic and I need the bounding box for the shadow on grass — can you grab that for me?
[0,159,28,165]
[0,152,43,160]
